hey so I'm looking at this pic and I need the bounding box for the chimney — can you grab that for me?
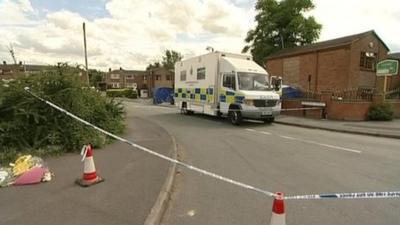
[3,61,6,65]
[120,67,123,71]
[109,68,111,72]
[19,61,22,65]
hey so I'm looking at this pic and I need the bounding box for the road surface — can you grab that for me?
[125,101,400,225]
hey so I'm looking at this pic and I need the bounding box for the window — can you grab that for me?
[155,75,161,80]
[144,76,147,81]
[197,67,206,80]
[223,74,236,90]
[360,52,377,70]
[112,82,120,88]
[111,73,120,79]
[166,75,171,81]
[180,71,186,81]
[238,72,270,91]
[126,75,133,79]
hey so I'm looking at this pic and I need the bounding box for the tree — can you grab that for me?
[146,61,161,71]
[162,50,183,70]
[242,0,322,65]
[146,50,183,71]
[88,69,105,87]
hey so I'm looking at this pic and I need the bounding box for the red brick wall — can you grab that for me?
[266,59,283,76]
[267,47,351,92]
[281,100,303,117]
[326,101,371,120]
[299,54,317,91]
[317,48,350,91]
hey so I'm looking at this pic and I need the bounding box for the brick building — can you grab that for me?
[0,61,88,84]
[106,67,174,97]
[266,30,399,92]
[106,68,147,89]
[147,67,174,90]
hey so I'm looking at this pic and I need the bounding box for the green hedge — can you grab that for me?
[0,64,126,164]
[367,104,394,121]
[106,89,137,98]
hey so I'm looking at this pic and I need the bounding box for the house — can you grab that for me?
[106,68,147,89]
[147,66,174,91]
[105,66,174,97]
[266,30,399,92]
[0,61,88,84]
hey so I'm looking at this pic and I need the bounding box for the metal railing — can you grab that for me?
[331,88,375,102]
[385,88,400,100]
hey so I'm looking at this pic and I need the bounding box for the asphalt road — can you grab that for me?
[125,101,400,225]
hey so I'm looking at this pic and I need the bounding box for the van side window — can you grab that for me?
[180,70,186,81]
[223,74,236,90]
[197,67,206,80]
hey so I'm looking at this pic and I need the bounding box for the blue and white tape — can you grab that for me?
[284,191,400,200]
[24,87,276,197]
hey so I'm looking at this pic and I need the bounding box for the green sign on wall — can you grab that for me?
[376,59,399,76]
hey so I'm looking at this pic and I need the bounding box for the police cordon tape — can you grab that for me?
[24,87,400,202]
[280,107,322,112]
[24,87,275,198]
[284,191,400,200]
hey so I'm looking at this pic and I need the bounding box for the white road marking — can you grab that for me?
[245,128,257,132]
[245,129,362,154]
[279,135,362,154]
[279,135,297,140]
[303,141,362,154]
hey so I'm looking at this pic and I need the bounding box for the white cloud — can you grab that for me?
[0,0,254,70]
[310,0,400,52]
[0,0,399,71]
[0,0,34,25]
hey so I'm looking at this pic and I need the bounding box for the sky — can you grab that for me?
[0,0,399,71]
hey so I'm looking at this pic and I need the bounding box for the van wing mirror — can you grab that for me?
[270,76,282,91]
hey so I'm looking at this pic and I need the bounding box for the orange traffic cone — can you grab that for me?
[76,144,104,187]
[270,192,285,225]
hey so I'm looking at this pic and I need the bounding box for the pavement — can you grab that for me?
[123,101,400,225]
[275,115,400,139]
[0,112,175,225]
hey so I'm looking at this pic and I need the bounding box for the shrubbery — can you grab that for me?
[367,104,394,121]
[0,64,125,164]
[106,88,137,98]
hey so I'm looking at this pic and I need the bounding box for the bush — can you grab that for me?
[367,104,394,121]
[106,88,137,98]
[0,64,125,164]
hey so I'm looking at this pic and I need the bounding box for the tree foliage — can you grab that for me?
[0,64,125,163]
[146,50,183,71]
[162,50,183,70]
[88,69,105,87]
[243,0,322,65]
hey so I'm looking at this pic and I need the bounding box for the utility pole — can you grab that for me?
[83,22,89,86]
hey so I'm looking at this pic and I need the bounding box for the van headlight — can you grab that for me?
[244,99,254,106]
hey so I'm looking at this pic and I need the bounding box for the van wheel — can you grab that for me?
[216,111,223,119]
[181,103,193,115]
[229,110,242,125]
[181,103,188,114]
